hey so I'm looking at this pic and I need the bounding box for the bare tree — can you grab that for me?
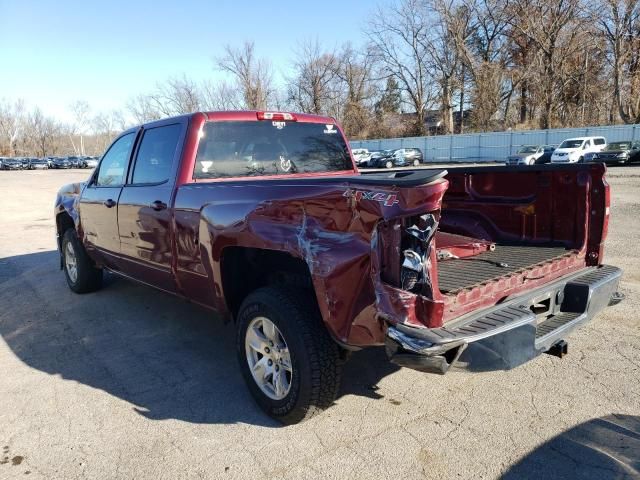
[149,75,201,116]
[68,100,91,155]
[596,0,640,123]
[335,43,378,137]
[28,108,60,157]
[92,110,126,153]
[0,98,25,156]
[367,0,435,135]
[287,39,341,116]
[428,0,468,134]
[127,94,162,124]
[508,0,584,129]
[216,41,273,110]
[446,0,513,130]
[201,80,242,110]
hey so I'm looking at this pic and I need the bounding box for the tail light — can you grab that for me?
[256,111,297,121]
[378,214,439,297]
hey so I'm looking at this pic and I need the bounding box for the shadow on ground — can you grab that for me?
[0,250,399,427]
[502,414,640,479]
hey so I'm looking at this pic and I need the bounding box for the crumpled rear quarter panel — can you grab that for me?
[174,178,448,346]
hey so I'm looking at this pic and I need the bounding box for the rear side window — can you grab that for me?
[96,133,135,186]
[594,138,606,145]
[131,124,182,184]
[193,121,352,179]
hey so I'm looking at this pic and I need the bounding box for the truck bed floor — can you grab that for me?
[437,245,576,294]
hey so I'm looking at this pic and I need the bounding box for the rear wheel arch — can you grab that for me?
[56,211,75,238]
[220,247,314,319]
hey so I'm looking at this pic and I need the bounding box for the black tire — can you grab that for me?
[385,160,393,169]
[61,229,103,293]
[236,286,342,424]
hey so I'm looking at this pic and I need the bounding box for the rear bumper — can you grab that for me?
[385,265,623,374]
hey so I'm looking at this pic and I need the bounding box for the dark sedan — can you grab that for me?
[591,141,640,165]
[28,158,49,170]
[1,158,24,170]
[369,150,397,168]
[52,158,72,169]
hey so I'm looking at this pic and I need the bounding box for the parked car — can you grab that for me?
[369,149,397,168]
[83,156,99,169]
[66,156,82,168]
[551,137,606,164]
[54,110,622,424]
[590,141,640,165]
[52,157,72,169]
[1,158,24,170]
[351,148,372,168]
[506,145,556,165]
[394,148,423,167]
[28,158,49,170]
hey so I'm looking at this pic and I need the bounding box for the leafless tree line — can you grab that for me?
[0,98,128,157]
[2,0,638,157]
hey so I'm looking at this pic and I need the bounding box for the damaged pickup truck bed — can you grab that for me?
[54,111,622,423]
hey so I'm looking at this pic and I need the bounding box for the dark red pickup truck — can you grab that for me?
[55,111,622,423]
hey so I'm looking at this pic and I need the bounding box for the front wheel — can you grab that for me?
[385,160,393,169]
[62,229,103,293]
[236,286,342,424]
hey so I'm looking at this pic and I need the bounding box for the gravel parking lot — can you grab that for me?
[1,167,638,479]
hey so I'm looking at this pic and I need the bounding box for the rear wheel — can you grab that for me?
[236,286,342,424]
[62,229,103,293]
[385,160,393,169]
[413,159,420,166]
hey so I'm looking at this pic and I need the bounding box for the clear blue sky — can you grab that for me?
[0,0,376,122]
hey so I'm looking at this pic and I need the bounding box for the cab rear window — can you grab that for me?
[193,121,352,179]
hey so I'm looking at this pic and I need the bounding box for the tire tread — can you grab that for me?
[237,286,342,424]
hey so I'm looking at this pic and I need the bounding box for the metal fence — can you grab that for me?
[349,124,640,163]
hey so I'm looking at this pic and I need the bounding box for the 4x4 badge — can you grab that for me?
[343,188,399,207]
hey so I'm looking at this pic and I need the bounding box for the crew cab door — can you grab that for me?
[116,120,185,292]
[79,132,136,267]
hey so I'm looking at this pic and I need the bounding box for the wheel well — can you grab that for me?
[56,211,74,237]
[221,247,313,318]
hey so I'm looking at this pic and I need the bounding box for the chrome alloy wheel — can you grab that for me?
[65,241,78,283]
[245,316,293,400]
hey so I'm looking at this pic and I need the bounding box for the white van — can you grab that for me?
[551,137,607,163]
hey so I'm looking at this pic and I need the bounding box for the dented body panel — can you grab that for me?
[172,174,449,346]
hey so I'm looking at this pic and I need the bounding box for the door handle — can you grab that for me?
[103,199,116,208]
[150,200,167,211]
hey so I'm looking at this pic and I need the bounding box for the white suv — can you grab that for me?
[551,137,607,163]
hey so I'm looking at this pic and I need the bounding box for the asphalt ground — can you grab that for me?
[0,166,638,479]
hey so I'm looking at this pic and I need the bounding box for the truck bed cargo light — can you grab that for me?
[257,111,297,121]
